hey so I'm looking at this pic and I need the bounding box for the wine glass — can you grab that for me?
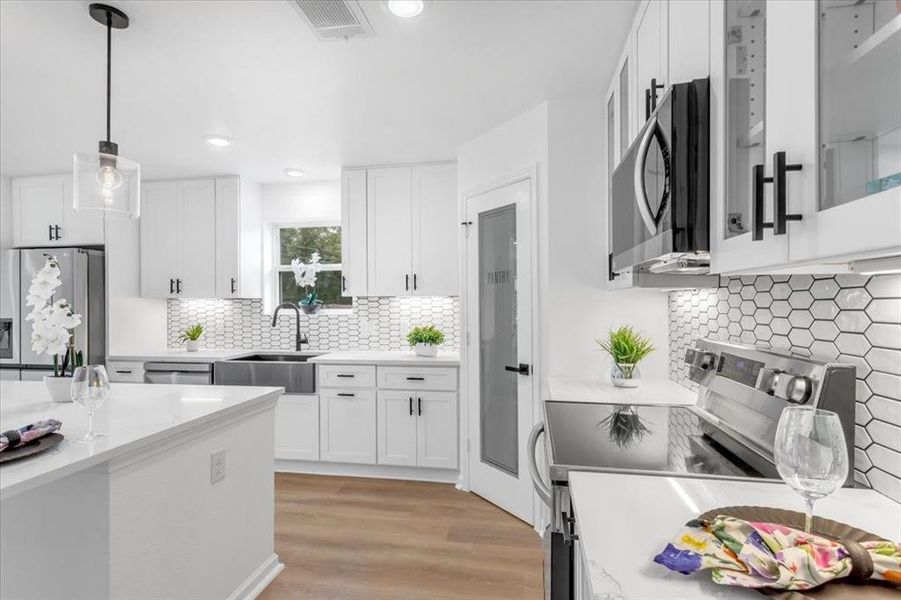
[774,406,849,533]
[70,365,110,442]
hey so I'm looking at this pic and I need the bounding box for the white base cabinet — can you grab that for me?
[377,390,458,469]
[275,394,320,461]
[320,388,377,464]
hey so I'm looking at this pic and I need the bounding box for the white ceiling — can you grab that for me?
[0,0,636,182]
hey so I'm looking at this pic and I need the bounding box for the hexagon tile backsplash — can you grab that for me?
[669,274,901,503]
[167,297,460,352]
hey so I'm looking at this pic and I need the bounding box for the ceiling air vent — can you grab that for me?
[289,0,374,41]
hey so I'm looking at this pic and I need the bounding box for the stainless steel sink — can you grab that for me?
[213,353,322,393]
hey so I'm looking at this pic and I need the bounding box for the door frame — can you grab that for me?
[457,165,541,527]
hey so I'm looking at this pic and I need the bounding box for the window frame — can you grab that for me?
[272,219,351,313]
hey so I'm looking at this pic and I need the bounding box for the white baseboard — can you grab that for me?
[275,459,459,484]
[227,553,284,600]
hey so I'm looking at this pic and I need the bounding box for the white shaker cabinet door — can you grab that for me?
[377,391,418,466]
[412,164,459,296]
[320,389,376,464]
[416,391,457,469]
[140,181,179,298]
[177,179,217,298]
[366,166,413,296]
[633,0,668,125]
[215,178,241,298]
[341,169,369,297]
[275,394,320,462]
[12,176,67,247]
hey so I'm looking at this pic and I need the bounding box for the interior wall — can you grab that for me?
[0,175,11,249]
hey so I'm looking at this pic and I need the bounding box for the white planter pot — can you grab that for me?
[44,376,73,403]
[413,343,438,357]
[185,340,200,352]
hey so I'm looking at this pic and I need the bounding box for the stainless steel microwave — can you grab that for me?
[609,78,710,278]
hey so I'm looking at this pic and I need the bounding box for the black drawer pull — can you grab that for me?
[116,370,133,374]
[336,374,355,378]
[406,376,425,381]
[337,392,355,397]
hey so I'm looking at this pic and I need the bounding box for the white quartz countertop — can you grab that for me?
[107,349,254,363]
[546,376,697,407]
[0,381,282,500]
[309,350,460,366]
[569,471,901,599]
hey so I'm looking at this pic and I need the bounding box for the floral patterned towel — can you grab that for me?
[654,515,901,591]
[0,419,62,453]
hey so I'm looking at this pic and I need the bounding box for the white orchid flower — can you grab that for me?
[25,256,83,362]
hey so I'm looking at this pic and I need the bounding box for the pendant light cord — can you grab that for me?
[106,14,111,143]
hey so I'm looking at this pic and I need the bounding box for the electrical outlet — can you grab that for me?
[210,449,226,485]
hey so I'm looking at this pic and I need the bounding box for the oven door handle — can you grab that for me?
[528,421,552,508]
[633,118,661,237]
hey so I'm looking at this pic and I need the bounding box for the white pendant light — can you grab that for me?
[73,3,141,219]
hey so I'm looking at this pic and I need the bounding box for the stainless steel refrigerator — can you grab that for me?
[0,248,105,380]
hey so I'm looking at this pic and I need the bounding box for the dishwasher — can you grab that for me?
[143,362,213,385]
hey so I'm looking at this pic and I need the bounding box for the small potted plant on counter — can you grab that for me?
[406,325,445,357]
[179,323,205,352]
[26,254,84,402]
[291,252,324,315]
[597,325,655,388]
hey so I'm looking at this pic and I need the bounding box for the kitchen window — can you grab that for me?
[275,223,351,310]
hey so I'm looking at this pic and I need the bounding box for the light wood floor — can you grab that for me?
[258,473,544,600]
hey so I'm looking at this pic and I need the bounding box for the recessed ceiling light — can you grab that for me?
[204,135,232,147]
[284,168,306,178]
[387,0,423,18]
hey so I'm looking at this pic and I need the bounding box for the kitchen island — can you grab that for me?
[569,471,900,599]
[0,381,284,600]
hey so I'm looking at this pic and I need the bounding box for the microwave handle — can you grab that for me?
[633,119,660,237]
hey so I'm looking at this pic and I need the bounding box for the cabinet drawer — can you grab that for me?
[318,364,376,388]
[377,366,458,391]
[107,361,145,383]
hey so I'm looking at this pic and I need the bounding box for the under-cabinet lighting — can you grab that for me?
[849,255,901,275]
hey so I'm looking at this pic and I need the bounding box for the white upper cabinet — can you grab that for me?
[346,162,458,297]
[340,169,368,297]
[634,0,669,126]
[215,178,262,298]
[668,0,710,83]
[367,166,414,296]
[711,0,900,273]
[412,164,459,296]
[11,174,104,247]
[141,177,260,299]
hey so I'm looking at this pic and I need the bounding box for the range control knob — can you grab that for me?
[783,375,813,405]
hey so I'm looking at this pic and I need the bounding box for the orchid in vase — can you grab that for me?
[291,252,324,315]
[26,255,83,402]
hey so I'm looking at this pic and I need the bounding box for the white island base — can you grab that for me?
[0,381,284,600]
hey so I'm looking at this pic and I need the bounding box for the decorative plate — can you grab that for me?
[0,433,64,464]
[700,505,895,600]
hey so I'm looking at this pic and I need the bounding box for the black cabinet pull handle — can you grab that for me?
[406,376,425,381]
[752,164,774,241]
[48,225,54,241]
[772,151,803,235]
[413,274,418,290]
[176,279,182,294]
[409,397,413,416]
[116,370,133,374]
[337,392,355,398]
[405,274,409,291]
[505,363,531,375]
[418,397,422,416]
[342,275,347,292]
[336,373,355,378]
[170,279,175,294]
[230,278,236,294]
[645,88,651,121]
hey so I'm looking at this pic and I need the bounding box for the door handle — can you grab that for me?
[633,120,662,237]
[413,273,418,290]
[409,397,413,416]
[48,225,54,241]
[772,151,803,235]
[230,278,236,294]
[504,363,530,376]
[752,164,774,241]
[644,87,651,121]
[417,397,422,416]
[342,276,347,292]
[175,279,182,294]
[650,78,664,110]
[527,421,552,507]
[169,279,175,294]
[405,274,409,291]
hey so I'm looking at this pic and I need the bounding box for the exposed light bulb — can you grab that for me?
[388,0,424,18]
[96,162,124,205]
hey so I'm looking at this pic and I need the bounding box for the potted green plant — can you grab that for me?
[596,326,655,388]
[406,325,445,357]
[179,323,205,352]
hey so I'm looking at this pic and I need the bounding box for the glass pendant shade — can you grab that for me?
[73,150,141,218]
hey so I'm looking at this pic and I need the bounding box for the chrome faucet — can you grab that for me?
[271,303,309,351]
